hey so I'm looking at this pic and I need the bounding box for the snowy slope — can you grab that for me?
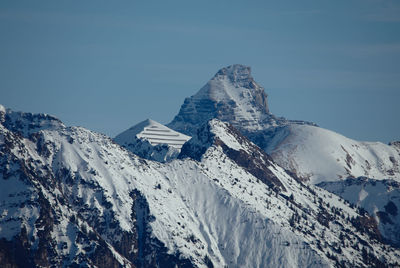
[165,64,400,254]
[2,107,400,267]
[318,177,400,247]
[178,119,400,267]
[0,126,134,267]
[263,124,400,184]
[115,119,191,162]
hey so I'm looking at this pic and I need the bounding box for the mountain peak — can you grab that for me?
[209,64,264,93]
[213,64,257,89]
[168,65,279,135]
[168,64,317,137]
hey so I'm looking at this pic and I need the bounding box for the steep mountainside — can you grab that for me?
[0,111,190,267]
[2,107,400,267]
[167,64,315,136]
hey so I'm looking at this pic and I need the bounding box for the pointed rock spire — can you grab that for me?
[168,64,275,135]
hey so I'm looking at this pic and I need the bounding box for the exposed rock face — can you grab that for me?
[168,64,306,136]
[214,64,269,113]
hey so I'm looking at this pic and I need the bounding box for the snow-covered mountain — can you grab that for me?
[263,124,400,184]
[166,64,400,254]
[2,106,400,267]
[115,119,191,162]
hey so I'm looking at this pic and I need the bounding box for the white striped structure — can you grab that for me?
[115,119,191,149]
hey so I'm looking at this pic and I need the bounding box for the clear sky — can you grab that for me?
[1,0,399,143]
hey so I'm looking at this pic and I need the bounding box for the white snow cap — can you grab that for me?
[115,119,191,149]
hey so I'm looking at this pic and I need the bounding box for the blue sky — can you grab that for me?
[1,0,399,142]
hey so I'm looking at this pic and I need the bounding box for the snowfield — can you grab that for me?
[264,124,400,184]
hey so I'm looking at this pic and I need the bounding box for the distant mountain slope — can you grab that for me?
[263,124,400,184]
[318,177,400,247]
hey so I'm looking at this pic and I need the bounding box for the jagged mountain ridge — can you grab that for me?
[2,107,400,267]
[0,104,64,137]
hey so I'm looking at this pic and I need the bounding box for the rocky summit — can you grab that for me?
[168,64,300,136]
